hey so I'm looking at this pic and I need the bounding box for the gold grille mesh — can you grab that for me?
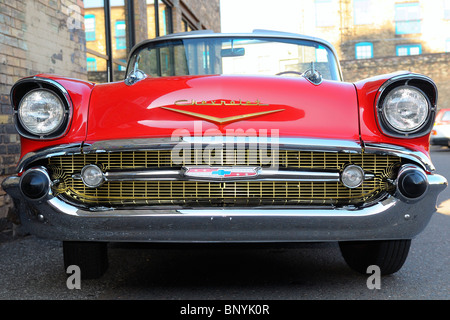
[48,149,400,207]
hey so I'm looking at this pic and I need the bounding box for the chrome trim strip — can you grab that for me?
[82,137,363,154]
[363,143,435,172]
[16,138,435,174]
[74,167,342,183]
[16,143,83,174]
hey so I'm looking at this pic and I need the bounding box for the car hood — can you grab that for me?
[86,75,360,142]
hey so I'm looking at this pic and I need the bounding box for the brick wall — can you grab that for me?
[0,0,87,232]
[181,0,221,32]
[341,52,450,109]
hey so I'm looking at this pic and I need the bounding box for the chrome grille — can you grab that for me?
[48,149,400,207]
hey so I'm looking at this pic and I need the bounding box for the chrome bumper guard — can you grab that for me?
[1,138,447,242]
[2,170,447,243]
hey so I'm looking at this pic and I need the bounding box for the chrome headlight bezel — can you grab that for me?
[11,78,73,140]
[376,75,437,138]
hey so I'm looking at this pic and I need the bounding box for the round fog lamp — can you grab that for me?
[81,165,104,188]
[341,165,365,189]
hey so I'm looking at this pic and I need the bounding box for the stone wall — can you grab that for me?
[0,0,87,233]
[341,52,450,109]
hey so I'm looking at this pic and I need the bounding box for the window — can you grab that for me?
[395,2,421,34]
[183,18,196,32]
[315,0,334,27]
[446,39,450,52]
[445,0,450,19]
[115,20,126,50]
[147,0,173,38]
[354,0,373,25]
[396,44,421,56]
[86,57,97,71]
[158,1,172,36]
[85,14,96,41]
[355,42,373,59]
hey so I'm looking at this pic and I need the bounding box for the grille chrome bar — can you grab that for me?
[73,167,344,183]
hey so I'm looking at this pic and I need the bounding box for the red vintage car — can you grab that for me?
[2,30,447,279]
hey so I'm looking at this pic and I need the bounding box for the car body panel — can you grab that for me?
[85,75,360,142]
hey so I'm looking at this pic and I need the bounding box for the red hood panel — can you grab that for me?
[86,75,359,141]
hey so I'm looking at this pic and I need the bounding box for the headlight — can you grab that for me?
[381,86,429,132]
[18,89,65,136]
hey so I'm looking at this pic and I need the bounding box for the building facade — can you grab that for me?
[300,0,450,60]
[0,0,220,234]
[299,0,450,108]
[84,0,220,83]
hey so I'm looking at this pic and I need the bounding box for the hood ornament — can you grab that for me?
[303,62,323,85]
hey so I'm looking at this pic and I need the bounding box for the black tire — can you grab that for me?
[63,241,109,279]
[339,239,411,275]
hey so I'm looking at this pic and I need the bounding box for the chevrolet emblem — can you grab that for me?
[161,106,284,124]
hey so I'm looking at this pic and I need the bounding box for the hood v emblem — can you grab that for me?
[161,107,285,124]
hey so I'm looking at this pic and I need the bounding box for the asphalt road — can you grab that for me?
[0,147,449,301]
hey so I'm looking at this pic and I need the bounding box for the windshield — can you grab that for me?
[128,37,341,81]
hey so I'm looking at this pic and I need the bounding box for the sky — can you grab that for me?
[220,0,305,34]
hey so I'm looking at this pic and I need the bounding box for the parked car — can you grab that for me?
[430,108,450,147]
[2,30,447,279]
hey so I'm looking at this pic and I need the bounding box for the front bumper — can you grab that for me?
[2,138,447,243]
[2,172,447,242]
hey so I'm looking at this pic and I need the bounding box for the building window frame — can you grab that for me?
[396,44,422,56]
[84,0,137,82]
[115,20,127,50]
[85,14,96,41]
[395,2,421,35]
[86,57,97,71]
[182,16,197,32]
[355,42,373,59]
[153,0,173,37]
